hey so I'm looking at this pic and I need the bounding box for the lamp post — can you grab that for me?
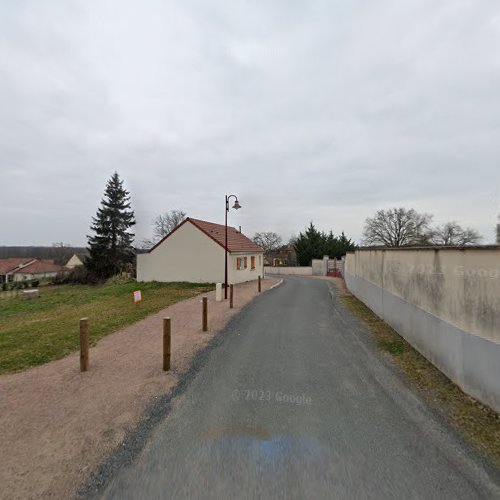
[225,194,241,299]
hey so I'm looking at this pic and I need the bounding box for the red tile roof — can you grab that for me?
[149,217,263,253]
[12,259,63,275]
[0,258,35,274]
[189,218,263,253]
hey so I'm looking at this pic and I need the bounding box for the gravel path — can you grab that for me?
[96,276,500,499]
[0,278,278,500]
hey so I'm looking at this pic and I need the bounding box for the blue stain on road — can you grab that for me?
[210,434,329,471]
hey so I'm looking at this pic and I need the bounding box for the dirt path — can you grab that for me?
[0,278,278,500]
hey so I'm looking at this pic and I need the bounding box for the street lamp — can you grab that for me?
[225,194,241,299]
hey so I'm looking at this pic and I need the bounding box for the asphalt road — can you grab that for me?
[98,276,500,499]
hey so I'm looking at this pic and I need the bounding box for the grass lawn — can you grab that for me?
[0,281,213,375]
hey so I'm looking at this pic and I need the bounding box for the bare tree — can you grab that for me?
[50,242,74,264]
[141,209,187,249]
[430,222,481,246]
[362,208,433,247]
[139,239,155,250]
[153,209,187,240]
[253,232,282,254]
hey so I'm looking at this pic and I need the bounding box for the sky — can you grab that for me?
[1,0,500,247]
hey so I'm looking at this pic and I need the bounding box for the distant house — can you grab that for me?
[265,244,298,267]
[137,217,264,284]
[0,258,35,283]
[0,258,62,283]
[65,253,88,269]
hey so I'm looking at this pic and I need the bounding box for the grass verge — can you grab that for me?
[0,281,213,374]
[341,294,500,468]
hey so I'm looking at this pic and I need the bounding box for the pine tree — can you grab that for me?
[323,230,340,259]
[336,231,356,258]
[294,224,357,265]
[86,172,136,278]
[294,222,324,266]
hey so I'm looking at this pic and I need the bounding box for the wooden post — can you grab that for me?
[230,284,233,309]
[258,275,261,293]
[202,297,208,331]
[79,318,89,372]
[163,317,171,371]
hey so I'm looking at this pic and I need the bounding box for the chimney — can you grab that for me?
[239,225,242,233]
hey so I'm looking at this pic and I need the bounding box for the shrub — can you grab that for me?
[105,273,134,285]
[31,280,39,287]
[52,267,101,285]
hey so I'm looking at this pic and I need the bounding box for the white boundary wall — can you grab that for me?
[264,266,312,276]
[344,247,500,412]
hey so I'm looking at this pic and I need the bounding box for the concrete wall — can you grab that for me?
[264,266,312,276]
[344,247,500,412]
[137,221,263,284]
[312,258,327,276]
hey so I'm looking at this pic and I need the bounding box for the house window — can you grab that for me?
[244,256,248,269]
[259,255,262,266]
[251,256,255,270]
[236,257,244,270]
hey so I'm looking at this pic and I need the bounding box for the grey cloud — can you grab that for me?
[1,0,499,246]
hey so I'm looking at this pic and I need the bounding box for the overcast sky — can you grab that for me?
[1,0,500,247]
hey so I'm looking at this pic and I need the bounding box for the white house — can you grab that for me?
[0,258,62,283]
[0,258,35,283]
[65,253,88,269]
[137,217,264,284]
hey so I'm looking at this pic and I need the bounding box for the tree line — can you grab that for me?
[253,225,356,266]
[75,173,490,281]
[291,224,356,265]
[362,207,482,247]
[0,245,86,264]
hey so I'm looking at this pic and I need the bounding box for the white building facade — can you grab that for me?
[137,218,264,284]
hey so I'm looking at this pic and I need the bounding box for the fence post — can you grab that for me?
[258,275,261,293]
[202,297,208,331]
[163,317,171,371]
[230,284,233,309]
[80,318,89,372]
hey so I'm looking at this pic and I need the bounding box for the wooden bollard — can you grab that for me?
[258,275,261,293]
[79,318,89,372]
[202,297,208,331]
[230,284,234,309]
[163,317,171,371]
